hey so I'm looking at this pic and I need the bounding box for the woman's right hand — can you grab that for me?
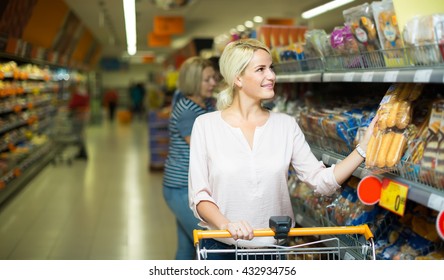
[222,221,254,240]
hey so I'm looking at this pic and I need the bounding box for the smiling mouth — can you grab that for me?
[262,84,274,88]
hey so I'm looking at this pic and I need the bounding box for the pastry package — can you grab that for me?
[418,100,444,189]
[327,25,364,69]
[329,25,360,56]
[304,29,331,58]
[371,0,406,67]
[343,3,382,54]
[403,14,444,65]
[365,83,423,170]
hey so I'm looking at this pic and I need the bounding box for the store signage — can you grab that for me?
[153,16,184,35]
[379,178,409,216]
[148,32,171,47]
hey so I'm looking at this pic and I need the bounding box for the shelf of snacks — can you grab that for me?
[275,43,444,84]
[0,60,59,205]
[0,139,57,205]
[289,173,444,260]
[310,144,444,213]
[296,83,444,213]
[273,2,444,84]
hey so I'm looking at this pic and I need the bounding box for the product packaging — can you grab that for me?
[371,0,406,67]
[343,2,382,56]
[365,83,423,171]
[403,14,444,65]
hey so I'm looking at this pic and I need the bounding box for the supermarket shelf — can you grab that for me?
[276,67,444,84]
[322,67,444,83]
[292,199,372,260]
[0,141,58,206]
[275,44,444,84]
[276,73,322,83]
[310,146,444,212]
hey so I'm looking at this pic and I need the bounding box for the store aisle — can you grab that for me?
[0,120,176,260]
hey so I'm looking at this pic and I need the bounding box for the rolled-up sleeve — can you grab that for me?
[290,119,340,196]
[188,117,216,223]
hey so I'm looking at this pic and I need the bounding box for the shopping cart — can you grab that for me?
[51,106,88,165]
[193,216,376,260]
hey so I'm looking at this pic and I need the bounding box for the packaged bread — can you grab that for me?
[372,0,403,50]
[366,83,423,170]
[403,14,444,65]
[419,100,444,188]
[371,0,404,67]
[343,3,381,53]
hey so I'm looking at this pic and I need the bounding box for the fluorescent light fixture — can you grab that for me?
[302,0,355,19]
[123,0,137,55]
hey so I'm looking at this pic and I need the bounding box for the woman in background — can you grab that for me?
[162,56,218,259]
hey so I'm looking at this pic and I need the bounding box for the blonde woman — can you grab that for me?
[188,39,376,259]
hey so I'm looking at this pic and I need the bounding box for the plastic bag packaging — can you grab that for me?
[304,29,330,58]
[419,99,444,189]
[343,2,381,53]
[371,0,405,67]
[403,14,444,65]
[365,83,423,170]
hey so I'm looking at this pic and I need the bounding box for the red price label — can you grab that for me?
[379,178,409,216]
[357,175,382,205]
[437,211,444,240]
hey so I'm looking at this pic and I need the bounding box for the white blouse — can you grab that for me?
[188,111,340,246]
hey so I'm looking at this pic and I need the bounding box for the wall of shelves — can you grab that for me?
[274,45,444,251]
[0,58,60,205]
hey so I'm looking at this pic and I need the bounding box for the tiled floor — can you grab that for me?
[0,119,177,260]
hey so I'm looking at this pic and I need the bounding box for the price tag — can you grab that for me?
[361,72,374,82]
[358,175,382,205]
[428,193,444,212]
[413,69,433,83]
[303,75,312,82]
[383,71,399,82]
[437,211,444,240]
[379,178,409,216]
[343,72,355,82]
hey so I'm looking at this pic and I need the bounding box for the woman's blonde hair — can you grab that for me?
[177,56,214,97]
[217,39,270,110]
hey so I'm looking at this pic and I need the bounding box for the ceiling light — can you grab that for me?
[302,0,355,19]
[236,25,246,32]
[123,0,137,55]
[253,16,263,23]
[244,20,254,29]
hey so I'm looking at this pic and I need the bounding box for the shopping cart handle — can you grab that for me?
[193,224,374,245]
